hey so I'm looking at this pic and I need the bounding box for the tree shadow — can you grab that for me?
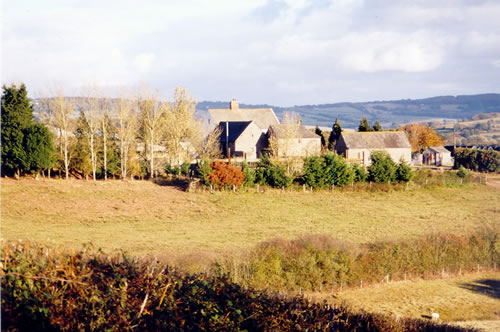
[459,279,500,299]
[152,177,191,192]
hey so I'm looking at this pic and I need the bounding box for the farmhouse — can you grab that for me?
[267,124,321,158]
[208,99,279,131]
[218,121,267,161]
[335,131,412,166]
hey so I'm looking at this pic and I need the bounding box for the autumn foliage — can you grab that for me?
[401,123,444,152]
[208,161,244,188]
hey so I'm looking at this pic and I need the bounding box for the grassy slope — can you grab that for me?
[335,272,500,327]
[1,178,498,258]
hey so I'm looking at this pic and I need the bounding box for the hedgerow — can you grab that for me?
[454,148,500,172]
[221,229,500,293]
[1,242,473,331]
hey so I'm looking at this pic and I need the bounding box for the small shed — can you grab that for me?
[421,146,453,166]
[335,131,412,166]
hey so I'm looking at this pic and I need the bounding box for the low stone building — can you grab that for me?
[267,124,321,158]
[416,146,453,166]
[335,131,412,166]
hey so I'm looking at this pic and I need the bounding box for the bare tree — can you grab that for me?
[138,87,166,178]
[80,84,101,180]
[268,112,302,175]
[99,97,112,180]
[194,124,222,161]
[163,87,198,166]
[113,94,138,180]
[43,89,75,180]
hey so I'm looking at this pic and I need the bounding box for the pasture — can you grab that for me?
[1,178,498,258]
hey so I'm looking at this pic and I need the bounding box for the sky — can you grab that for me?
[2,0,500,106]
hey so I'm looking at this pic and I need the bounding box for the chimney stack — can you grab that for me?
[230,99,239,110]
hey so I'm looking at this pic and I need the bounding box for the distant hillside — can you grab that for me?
[196,94,500,129]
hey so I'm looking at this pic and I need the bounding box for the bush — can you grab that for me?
[454,148,500,172]
[351,163,367,182]
[165,163,181,176]
[255,154,292,188]
[1,242,468,332]
[195,160,212,185]
[208,162,245,189]
[223,228,500,293]
[368,151,396,183]
[457,166,469,178]
[241,161,255,186]
[396,158,414,182]
[332,154,354,186]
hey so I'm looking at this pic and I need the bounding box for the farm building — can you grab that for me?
[414,146,453,166]
[218,121,267,161]
[267,124,321,158]
[208,99,279,131]
[335,131,412,166]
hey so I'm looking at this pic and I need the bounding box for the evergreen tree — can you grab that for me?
[330,118,343,149]
[373,120,383,131]
[314,126,326,150]
[368,151,397,183]
[1,84,33,176]
[395,158,414,182]
[23,124,55,174]
[358,117,371,132]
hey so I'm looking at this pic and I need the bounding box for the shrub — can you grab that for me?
[331,153,353,187]
[303,156,328,188]
[165,163,181,175]
[454,148,500,173]
[1,242,467,332]
[368,151,396,183]
[195,160,212,185]
[208,162,245,189]
[241,161,255,186]
[351,163,367,182]
[180,162,191,176]
[457,166,469,178]
[396,158,414,182]
[255,154,292,188]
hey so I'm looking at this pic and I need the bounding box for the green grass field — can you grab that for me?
[2,178,499,328]
[1,178,499,258]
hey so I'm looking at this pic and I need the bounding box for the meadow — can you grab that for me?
[1,178,498,258]
[1,177,499,329]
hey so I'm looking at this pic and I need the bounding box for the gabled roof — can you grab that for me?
[341,131,411,149]
[218,121,253,143]
[209,108,279,130]
[426,146,451,154]
[268,124,320,139]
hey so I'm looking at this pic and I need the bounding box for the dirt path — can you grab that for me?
[485,175,500,189]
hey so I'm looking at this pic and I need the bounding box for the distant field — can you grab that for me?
[334,272,500,329]
[1,178,498,258]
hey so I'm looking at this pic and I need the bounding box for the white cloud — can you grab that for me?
[337,31,451,73]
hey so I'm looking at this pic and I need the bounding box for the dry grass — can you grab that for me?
[1,178,499,258]
[334,272,500,329]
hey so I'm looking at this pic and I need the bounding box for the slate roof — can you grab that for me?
[268,124,320,139]
[218,121,252,143]
[209,108,279,130]
[341,131,411,149]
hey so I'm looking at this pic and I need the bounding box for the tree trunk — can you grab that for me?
[150,133,154,179]
[64,132,69,180]
[90,135,96,181]
[103,123,107,181]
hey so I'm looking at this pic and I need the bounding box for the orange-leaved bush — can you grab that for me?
[208,162,244,189]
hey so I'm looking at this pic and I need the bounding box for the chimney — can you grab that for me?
[230,99,239,110]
